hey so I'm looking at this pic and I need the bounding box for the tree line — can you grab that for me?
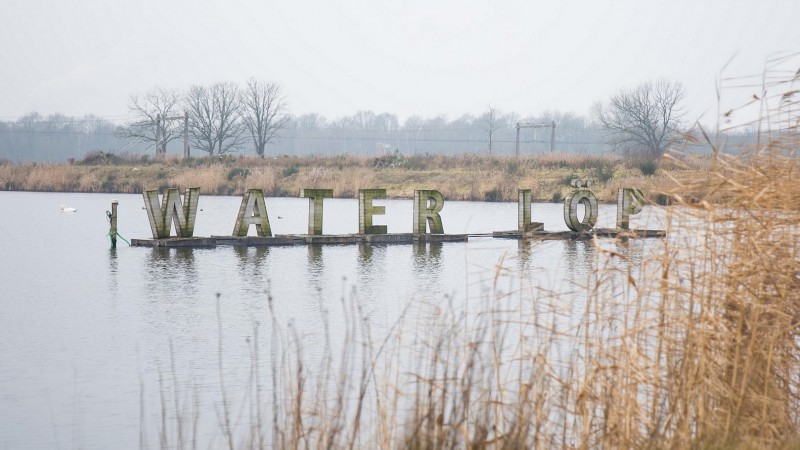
[0,113,139,162]
[0,79,760,163]
[123,80,607,158]
[124,79,288,158]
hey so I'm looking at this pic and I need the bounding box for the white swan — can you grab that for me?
[60,204,77,212]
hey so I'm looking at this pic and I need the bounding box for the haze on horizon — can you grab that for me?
[0,0,798,127]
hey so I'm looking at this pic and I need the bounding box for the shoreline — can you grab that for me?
[0,153,691,203]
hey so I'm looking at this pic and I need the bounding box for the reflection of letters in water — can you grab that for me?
[141,184,647,238]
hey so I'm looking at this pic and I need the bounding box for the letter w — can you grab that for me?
[143,188,200,238]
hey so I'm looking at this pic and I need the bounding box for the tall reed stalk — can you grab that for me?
[142,62,800,449]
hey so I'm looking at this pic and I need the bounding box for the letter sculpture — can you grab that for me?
[301,188,333,235]
[563,179,598,232]
[233,189,272,237]
[518,189,544,233]
[616,188,645,230]
[143,187,200,239]
[413,190,444,234]
[359,189,387,235]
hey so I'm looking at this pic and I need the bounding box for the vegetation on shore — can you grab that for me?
[0,151,698,203]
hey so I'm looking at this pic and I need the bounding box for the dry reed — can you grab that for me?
[140,62,800,449]
[1,153,684,203]
[139,143,800,449]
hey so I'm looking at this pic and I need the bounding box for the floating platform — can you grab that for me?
[130,229,662,249]
[299,234,359,244]
[212,236,297,246]
[493,228,666,240]
[414,233,469,242]
[290,233,468,244]
[360,233,415,244]
[131,237,217,248]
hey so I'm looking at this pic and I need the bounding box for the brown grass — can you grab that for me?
[0,153,693,203]
[169,165,227,195]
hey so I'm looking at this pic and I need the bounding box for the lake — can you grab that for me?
[0,190,664,449]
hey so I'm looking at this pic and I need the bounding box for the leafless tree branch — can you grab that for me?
[240,79,288,158]
[185,83,245,156]
[121,88,182,155]
[596,80,685,160]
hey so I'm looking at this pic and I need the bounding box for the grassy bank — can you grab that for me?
[0,152,698,203]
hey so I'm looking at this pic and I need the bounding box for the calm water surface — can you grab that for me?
[0,191,664,449]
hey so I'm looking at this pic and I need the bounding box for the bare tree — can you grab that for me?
[239,79,288,158]
[185,82,245,156]
[122,88,182,155]
[596,80,685,160]
[481,106,500,153]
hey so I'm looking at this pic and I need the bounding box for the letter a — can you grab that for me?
[233,189,272,237]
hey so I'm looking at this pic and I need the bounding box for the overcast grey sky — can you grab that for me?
[0,0,797,125]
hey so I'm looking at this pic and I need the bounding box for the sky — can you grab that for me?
[0,0,798,127]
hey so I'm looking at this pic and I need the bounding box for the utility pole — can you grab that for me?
[157,112,190,160]
[183,112,189,159]
[515,121,557,156]
[155,114,163,157]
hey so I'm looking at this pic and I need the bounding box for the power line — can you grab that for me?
[0,129,123,137]
[0,128,611,146]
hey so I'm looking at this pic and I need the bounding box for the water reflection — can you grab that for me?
[410,242,444,302]
[107,247,118,294]
[412,241,443,270]
[358,242,373,265]
[307,244,324,275]
[610,237,648,267]
[306,244,325,303]
[355,243,389,321]
[232,246,272,299]
[357,243,387,285]
[233,245,271,274]
[562,240,596,285]
[143,248,199,300]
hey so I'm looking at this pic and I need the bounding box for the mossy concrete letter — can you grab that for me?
[563,179,598,232]
[518,189,544,233]
[233,189,272,237]
[143,187,200,238]
[359,189,387,235]
[616,188,645,229]
[413,190,444,234]
[301,188,333,235]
